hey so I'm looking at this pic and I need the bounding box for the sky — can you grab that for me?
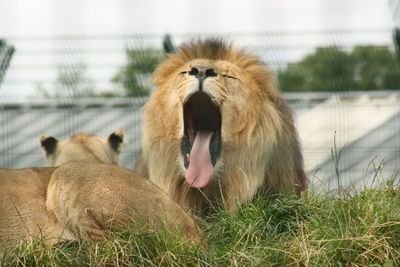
[0,0,396,101]
[0,0,395,36]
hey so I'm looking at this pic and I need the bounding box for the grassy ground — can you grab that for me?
[2,181,400,266]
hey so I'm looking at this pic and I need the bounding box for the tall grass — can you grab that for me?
[2,179,399,266]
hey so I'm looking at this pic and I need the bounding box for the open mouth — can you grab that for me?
[182,91,222,188]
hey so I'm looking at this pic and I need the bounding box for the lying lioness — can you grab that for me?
[0,130,202,252]
[0,167,64,251]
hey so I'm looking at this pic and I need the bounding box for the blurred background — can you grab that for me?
[0,0,399,191]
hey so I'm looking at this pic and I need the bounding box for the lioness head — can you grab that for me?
[40,129,124,166]
[140,39,306,213]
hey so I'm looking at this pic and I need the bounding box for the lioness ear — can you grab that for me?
[40,135,58,155]
[108,128,124,152]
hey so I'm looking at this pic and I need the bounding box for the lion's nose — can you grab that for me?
[188,66,217,79]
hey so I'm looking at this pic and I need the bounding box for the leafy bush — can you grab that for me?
[278,45,400,92]
[112,48,164,97]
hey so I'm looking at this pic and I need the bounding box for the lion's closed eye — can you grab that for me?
[221,73,238,80]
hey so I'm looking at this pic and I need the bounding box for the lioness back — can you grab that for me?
[0,168,66,250]
[48,162,203,243]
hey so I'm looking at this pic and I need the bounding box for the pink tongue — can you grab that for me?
[185,131,214,188]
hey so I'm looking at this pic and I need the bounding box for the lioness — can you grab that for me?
[0,167,65,251]
[0,130,124,251]
[43,131,202,243]
[136,38,308,215]
[40,128,125,166]
[0,130,202,252]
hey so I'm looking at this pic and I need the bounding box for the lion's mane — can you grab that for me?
[137,39,307,215]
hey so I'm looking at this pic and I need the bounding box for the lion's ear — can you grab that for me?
[40,135,58,156]
[108,128,125,152]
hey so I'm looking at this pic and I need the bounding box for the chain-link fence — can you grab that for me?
[0,30,399,189]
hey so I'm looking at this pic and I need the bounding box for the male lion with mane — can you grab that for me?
[136,38,307,215]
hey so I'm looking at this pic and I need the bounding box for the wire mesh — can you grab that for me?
[0,30,399,189]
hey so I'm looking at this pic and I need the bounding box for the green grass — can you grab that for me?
[2,182,400,267]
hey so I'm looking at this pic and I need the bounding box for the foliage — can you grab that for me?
[0,39,15,86]
[394,28,400,60]
[3,182,400,266]
[278,45,400,91]
[112,48,164,97]
[37,63,118,98]
[56,63,96,98]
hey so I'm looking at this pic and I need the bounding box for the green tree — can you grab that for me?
[393,28,400,60]
[37,63,118,98]
[351,46,400,90]
[57,63,96,97]
[113,48,164,97]
[278,46,353,91]
[278,45,400,92]
[0,39,15,86]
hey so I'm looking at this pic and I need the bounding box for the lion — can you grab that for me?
[43,130,203,245]
[0,167,66,252]
[40,128,125,166]
[136,38,308,215]
[0,130,202,252]
[0,130,124,251]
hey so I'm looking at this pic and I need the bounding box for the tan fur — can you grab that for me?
[0,167,70,251]
[0,130,203,252]
[47,162,203,244]
[40,128,124,166]
[136,39,308,215]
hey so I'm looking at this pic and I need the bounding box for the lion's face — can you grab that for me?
[177,59,251,188]
[142,39,306,211]
[151,53,275,189]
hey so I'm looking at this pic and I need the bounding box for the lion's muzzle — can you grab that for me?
[182,90,221,188]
